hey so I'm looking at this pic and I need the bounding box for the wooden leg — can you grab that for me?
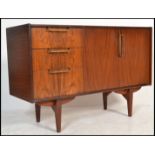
[103,92,110,110]
[35,103,41,122]
[123,90,133,117]
[115,87,141,117]
[54,101,62,132]
[127,91,133,117]
[115,89,133,117]
[35,97,74,132]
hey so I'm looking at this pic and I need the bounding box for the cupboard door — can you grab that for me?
[83,28,120,92]
[119,28,152,87]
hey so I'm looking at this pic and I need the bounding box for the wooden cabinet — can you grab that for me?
[6,24,152,132]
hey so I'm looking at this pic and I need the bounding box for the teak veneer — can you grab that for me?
[6,24,152,132]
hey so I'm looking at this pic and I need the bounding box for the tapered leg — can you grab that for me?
[123,90,133,117]
[127,92,133,117]
[35,104,41,122]
[103,92,110,110]
[35,98,74,132]
[54,101,62,132]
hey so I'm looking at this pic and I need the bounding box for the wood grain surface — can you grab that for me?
[32,48,83,99]
[118,28,152,87]
[6,24,33,102]
[6,25,152,102]
[83,28,120,91]
[31,27,84,48]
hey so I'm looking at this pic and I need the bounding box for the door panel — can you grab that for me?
[119,28,152,87]
[83,28,120,92]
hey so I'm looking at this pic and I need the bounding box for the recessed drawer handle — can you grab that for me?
[48,48,70,54]
[47,28,69,32]
[48,68,71,74]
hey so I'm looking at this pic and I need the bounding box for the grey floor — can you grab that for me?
[2,92,154,135]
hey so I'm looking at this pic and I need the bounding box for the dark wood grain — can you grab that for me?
[6,24,34,102]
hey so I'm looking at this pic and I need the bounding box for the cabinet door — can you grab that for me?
[119,28,152,87]
[83,28,120,92]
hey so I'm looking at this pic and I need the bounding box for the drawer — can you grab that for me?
[32,48,84,99]
[31,27,84,48]
[32,48,83,72]
[33,67,83,99]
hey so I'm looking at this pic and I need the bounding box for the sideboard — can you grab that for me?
[6,24,152,132]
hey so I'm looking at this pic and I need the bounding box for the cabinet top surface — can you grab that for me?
[6,23,152,29]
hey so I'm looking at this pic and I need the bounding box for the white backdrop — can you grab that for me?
[1,17,155,155]
[1,19,154,112]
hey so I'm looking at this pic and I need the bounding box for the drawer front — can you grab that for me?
[32,48,83,99]
[31,27,84,48]
[33,48,82,71]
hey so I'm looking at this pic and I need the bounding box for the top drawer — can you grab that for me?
[31,27,84,48]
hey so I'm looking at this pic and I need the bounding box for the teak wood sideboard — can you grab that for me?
[6,24,152,132]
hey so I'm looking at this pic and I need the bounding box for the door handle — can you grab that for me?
[119,31,123,57]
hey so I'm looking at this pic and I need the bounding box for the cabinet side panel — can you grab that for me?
[149,28,152,85]
[6,25,33,102]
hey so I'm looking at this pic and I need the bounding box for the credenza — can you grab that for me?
[6,24,152,132]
